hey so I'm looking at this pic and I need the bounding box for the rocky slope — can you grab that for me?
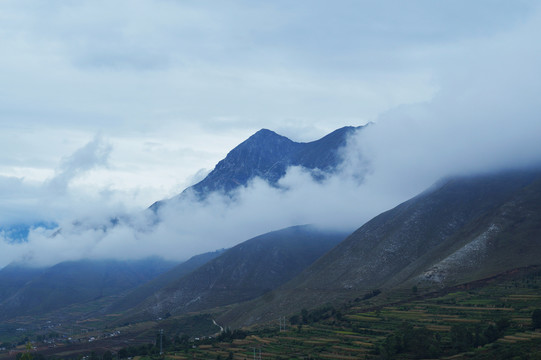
[151,126,361,210]
[219,168,541,326]
[129,225,347,320]
[108,250,225,313]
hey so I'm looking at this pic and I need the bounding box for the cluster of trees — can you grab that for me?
[289,305,343,325]
[377,318,513,359]
[360,289,382,301]
[113,328,248,359]
[215,329,247,343]
[532,309,541,329]
[378,323,441,359]
[117,343,161,359]
[448,320,510,352]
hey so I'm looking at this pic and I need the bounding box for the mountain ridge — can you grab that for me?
[126,225,348,321]
[151,126,361,210]
[218,167,541,326]
[0,257,178,321]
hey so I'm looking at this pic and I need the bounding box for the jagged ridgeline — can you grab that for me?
[151,125,362,209]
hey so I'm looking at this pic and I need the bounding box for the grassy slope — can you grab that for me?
[0,258,177,320]
[108,250,225,313]
[0,265,45,303]
[130,225,347,320]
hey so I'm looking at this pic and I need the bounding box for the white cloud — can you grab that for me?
[0,1,540,268]
[46,134,112,194]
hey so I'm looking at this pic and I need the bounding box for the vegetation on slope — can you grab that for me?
[134,225,347,319]
[4,266,539,359]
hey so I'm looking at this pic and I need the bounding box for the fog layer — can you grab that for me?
[1,5,540,267]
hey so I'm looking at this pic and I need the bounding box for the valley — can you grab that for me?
[2,266,540,359]
[3,2,541,359]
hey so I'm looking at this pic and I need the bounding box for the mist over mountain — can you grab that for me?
[128,225,347,320]
[151,125,360,209]
[0,258,177,321]
[220,167,541,326]
[108,249,225,313]
[0,125,370,268]
[1,2,541,356]
[0,263,45,303]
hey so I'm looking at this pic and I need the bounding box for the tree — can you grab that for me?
[118,348,128,359]
[380,322,441,359]
[533,309,541,329]
[483,324,499,343]
[17,343,34,360]
[450,324,474,352]
[301,308,309,324]
[289,314,300,325]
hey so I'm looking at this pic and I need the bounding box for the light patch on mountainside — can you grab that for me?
[419,224,500,284]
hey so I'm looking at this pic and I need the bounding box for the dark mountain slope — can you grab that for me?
[108,250,225,313]
[220,168,541,326]
[408,173,541,286]
[0,258,177,320]
[151,126,360,210]
[191,126,359,195]
[133,225,347,319]
[0,264,45,303]
[189,129,299,194]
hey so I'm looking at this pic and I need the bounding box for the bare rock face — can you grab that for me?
[151,126,362,210]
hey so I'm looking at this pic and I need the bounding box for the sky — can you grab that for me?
[1,1,540,267]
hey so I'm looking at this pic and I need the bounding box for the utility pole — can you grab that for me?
[279,316,286,331]
[159,329,163,355]
[252,347,261,360]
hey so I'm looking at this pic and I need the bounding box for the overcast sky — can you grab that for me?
[1,1,540,266]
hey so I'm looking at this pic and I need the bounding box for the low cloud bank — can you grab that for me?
[1,8,541,268]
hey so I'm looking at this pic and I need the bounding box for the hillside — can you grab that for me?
[108,250,225,313]
[0,264,45,303]
[220,168,541,326]
[0,258,177,321]
[18,266,541,360]
[151,267,541,360]
[130,225,347,319]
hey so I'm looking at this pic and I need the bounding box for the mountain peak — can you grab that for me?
[242,128,293,146]
[252,128,280,137]
[152,125,363,205]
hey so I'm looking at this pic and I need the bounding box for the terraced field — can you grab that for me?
[2,268,540,359]
[162,268,541,359]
